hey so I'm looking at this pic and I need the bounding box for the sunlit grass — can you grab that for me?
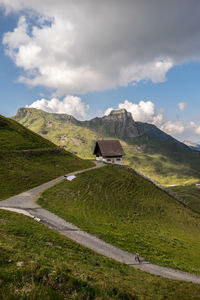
[1,209,200,299]
[39,164,200,275]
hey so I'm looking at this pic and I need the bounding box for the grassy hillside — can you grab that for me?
[13,108,98,158]
[0,150,93,200]
[170,184,200,213]
[38,164,200,275]
[13,108,200,186]
[1,209,200,299]
[0,114,54,150]
[0,114,93,200]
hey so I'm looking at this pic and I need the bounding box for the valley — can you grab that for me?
[13,107,200,187]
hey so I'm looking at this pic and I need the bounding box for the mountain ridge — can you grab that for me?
[13,107,200,185]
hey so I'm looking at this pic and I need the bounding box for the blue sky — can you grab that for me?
[0,1,200,142]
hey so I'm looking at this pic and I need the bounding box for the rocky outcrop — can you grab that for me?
[87,109,143,139]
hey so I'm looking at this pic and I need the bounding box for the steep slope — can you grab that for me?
[13,107,200,185]
[14,107,97,158]
[0,114,54,150]
[38,164,200,275]
[0,114,93,199]
[1,211,200,299]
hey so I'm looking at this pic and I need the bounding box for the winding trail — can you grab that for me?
[0,162,200,284]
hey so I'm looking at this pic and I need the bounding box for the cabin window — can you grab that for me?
[107,158,111,162]
[116,158,121,161]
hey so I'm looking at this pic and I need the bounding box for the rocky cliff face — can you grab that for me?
[86,109,143,139]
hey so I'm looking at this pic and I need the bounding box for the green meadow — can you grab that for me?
[0,114,93,200]
[38,164,200,275]
[170,184,200,213]
[0,150,93,200]
[0,209,200,299]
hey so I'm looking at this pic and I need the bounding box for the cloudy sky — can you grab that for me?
[0,0,200,142]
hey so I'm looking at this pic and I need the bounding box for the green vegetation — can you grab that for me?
[1,209,200,299]
[13,108,200,185]
[170,184,200,213]
[123,149,200,186]
[0,150,93,200]
[13,108,98,159]
[0,114,54,150]
[0,114,93,200]
[38,165,200,275]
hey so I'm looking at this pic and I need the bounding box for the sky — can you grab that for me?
[0,0,200,142]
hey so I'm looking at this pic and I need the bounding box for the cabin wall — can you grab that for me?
[96,156,122,165]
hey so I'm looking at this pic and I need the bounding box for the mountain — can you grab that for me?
[13,107,200,185]
[183,140,200,151]
[0,113,54,150]
[0,114,93,200]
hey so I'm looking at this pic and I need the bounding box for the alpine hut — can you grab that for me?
[93,140,125,164]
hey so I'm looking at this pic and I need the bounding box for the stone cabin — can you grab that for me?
[93,140,125,164]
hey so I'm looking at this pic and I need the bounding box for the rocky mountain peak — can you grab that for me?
[16,107,34,119]
[88,109,142,139]
[110,108,131,116]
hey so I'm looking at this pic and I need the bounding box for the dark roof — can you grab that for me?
[93,140,125,157]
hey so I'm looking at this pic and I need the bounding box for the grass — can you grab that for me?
[0,113,94,200]
[0,150,93,200]
[170,184,200,214]
[38,164,200,275]
[0,209,200,299]
[13,108,200,185]
[0,114,54,150]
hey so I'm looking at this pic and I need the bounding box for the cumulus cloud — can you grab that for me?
[160,121,185,135]
[196,126,200,134]
[104,107,114,116]
[27,96,89,120]
[188,121,200,135]
[105,100,163,126]
[178,102,187,111]
[2,1,200,94]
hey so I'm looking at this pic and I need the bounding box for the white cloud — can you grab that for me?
[160,121,185,135]
[190,121,196,128]
[196,126,200,134]
[2,1,200,94]
[190,121,200,135]
[187,121,200,135]
[27,96,89,120]
[178,102,187,111]
[104,107,114,116]
[105,100,163,126]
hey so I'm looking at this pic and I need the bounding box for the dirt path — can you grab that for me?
[1,162,200,284]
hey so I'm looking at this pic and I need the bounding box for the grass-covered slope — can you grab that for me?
[1,209,200,300]
[0,150,93,200]
[170,184,200,214]
[13,108,200,186]
[0,114,54,150]
[38,165,200,275]
[13,107,98,158]
[0,114,93,200]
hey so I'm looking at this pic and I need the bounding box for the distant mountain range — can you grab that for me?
[13,107,200,185]
[183,140,200,151]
